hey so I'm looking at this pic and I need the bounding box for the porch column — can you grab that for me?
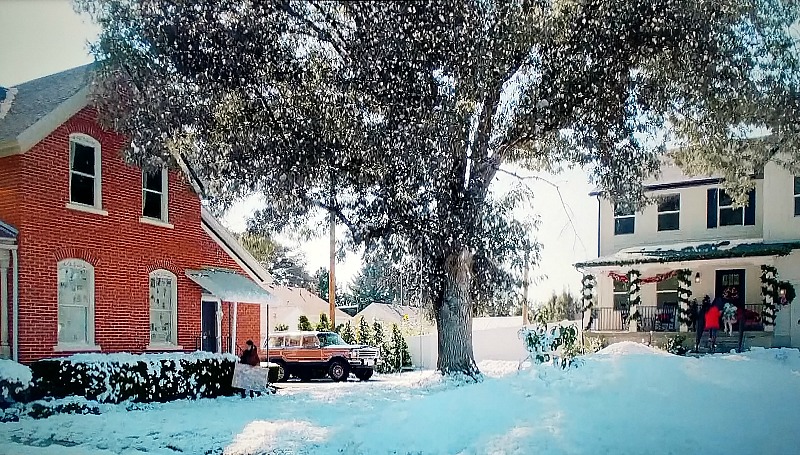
[0,250,9,358]
[231,301,238,355]
[215,300,222,353]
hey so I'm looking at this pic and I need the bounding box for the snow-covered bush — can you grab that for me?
[0,359,33,408]
[658,334,688,356]
[519,322,582,369]
[30,352,238,404]
[582,336,607,354]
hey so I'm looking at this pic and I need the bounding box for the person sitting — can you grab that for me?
[240,339,260,367]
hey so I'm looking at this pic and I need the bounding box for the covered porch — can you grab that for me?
[0,219,18,360]
[576,240,800,344]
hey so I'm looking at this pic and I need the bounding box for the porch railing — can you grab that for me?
[589,303,765,332]
[589,308,630,331]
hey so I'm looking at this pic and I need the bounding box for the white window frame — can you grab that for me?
[613,204,635,235]
[147,269,181,350]
[67,133,105,214]
[718,189,744,226]
[656,194,680,231]
[56,258,99,351]
[140,168,172,228]
[656,276,679,309]
[794,176,799,217]
[612,280,628,311]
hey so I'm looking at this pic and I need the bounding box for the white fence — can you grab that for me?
[406,325,529,370]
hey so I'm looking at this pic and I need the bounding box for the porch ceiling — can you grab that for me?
[185,268,277,305]
[575,239,800,269]
[0,219,18,242]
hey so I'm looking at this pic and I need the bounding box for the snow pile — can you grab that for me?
[593,340,672,357]
[2,347,800,454]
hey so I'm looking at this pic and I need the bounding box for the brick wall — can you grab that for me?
[0,107,261,363]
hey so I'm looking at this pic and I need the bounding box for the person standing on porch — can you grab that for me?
[705,303,721,353]
[694,296,711,353]
[722,302,737,336]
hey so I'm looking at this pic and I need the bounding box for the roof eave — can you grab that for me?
[15,86,89,155]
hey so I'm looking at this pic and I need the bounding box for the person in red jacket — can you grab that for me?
[705,304,722,353]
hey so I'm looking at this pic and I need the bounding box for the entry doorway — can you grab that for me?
[201,299,218,353]
[715,269,745,305]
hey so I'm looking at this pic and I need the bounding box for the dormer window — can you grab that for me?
[142,169,169,222]
[69,134,102,209]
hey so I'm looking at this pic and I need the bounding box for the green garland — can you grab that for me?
[760,265,778,326]
[627,269,641,322]
[676,269,694,326]
[778,281,796,305]
[581,274,596,331]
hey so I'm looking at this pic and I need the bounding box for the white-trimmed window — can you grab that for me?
[656,276,679,308]
[718,189,744,226]
[614,204,635,235]
[794,176,799,216]
[613,280,628,310]
[142,169,169,222]
[69,134,102,208]
[57,259,95,346]
[149,269,178,346]
[657,194,680,231]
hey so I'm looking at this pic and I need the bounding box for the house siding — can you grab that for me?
[0,107,260,362]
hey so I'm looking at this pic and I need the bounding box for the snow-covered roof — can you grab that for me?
[185,268,276,304]
[353,303,428,324]
[575,239,800,268]
[472,316,524,331]
[265,285,352,322]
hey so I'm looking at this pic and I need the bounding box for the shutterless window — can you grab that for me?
[57,259,94,345]
[142,169,168,221]
[614,204,635,235]
[657,194,680,231]
[719,190,744,226]
[794,176,799,216]
[613,280,628,310]
[149,270,177,345]
[656,276,679,308]
[69,135,101,207]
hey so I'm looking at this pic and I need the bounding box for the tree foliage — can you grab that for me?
[316,313,331,331]
[356,316,374,346]
[297,315,313,332]
[77,0,800,375]
[534,291,581,325]
[238,232,313,288]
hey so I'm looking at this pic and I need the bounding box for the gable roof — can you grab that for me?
[266,285,352,322]
[0,64,94,150]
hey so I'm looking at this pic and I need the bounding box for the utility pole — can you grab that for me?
[522,249,530,326]
[329,211,336,328]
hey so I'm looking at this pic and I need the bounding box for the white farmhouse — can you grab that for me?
[575,157,800,349]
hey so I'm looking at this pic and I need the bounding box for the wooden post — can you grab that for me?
[329,212,336,328]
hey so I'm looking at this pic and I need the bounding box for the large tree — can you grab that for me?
[238,232,313,288]
[77,0,799,377]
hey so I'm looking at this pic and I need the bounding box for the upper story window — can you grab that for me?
[57,259,95,346]
[706,188,756,228]
[794,176,799,216]
[657,194,680,231]
[142,169,169,222]
[69,134,102,209]
[614,204,635,235]
[149,269,178,346]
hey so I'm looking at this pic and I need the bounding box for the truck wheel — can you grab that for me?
[355,369,373,381]
[273,361,288,383]
[328,359,350,382]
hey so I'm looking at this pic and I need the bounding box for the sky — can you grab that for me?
[0,0,598,305]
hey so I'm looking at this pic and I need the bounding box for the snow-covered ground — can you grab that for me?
[3,343,800,455]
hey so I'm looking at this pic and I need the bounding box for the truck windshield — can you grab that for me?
[317,332,348,347]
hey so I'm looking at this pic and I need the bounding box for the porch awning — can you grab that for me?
[0,219,18,241]
[575,239,800,268]
[185,268,275,304]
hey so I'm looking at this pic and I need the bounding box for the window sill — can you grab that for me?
[65,202,108,216]
[145,344,184,351]
[139,217,174,229]
[54,343,102,353]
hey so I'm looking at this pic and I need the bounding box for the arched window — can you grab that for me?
[57,259,95,346]
[149,269,179,346]
[68,133,102,209]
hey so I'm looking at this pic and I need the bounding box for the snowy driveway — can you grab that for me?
[2,345,800,455]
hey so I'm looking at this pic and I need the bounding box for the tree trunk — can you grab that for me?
[435,249,480,378]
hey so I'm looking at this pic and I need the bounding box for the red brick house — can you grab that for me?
[0,65,275,363]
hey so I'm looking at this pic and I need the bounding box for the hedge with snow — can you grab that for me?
[0,358,33,407]
[30,352,239,404]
